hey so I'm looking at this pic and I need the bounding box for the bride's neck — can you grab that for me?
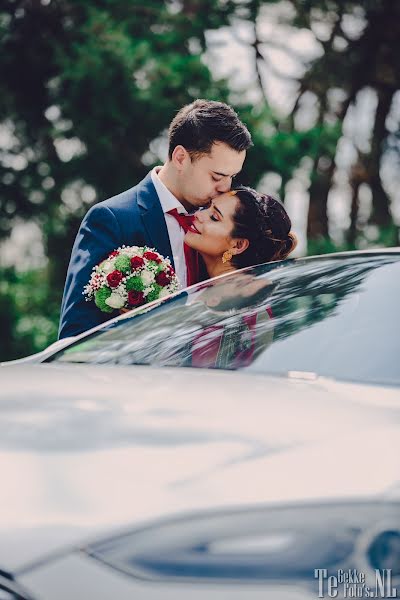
[202,254,236,279]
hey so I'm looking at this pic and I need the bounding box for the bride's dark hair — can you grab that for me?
[230,186,297,269]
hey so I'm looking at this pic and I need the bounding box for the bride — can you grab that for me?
[184,185,297,280]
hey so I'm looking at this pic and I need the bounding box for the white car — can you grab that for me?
[1,250,399,599]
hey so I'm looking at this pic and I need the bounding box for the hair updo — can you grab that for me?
[230,186,297,269]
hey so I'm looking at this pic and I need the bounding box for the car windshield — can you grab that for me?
[47,253,400,386]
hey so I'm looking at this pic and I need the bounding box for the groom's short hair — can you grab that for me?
[168,99,252,160]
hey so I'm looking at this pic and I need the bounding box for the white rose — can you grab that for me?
[105,292,125,309]
[141,271,155,285]
[159,288,171,299]
[101,260,114,274]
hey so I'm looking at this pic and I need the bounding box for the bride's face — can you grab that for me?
[184,193,240,258]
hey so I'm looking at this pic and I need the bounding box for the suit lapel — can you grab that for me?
[137,172,174,267]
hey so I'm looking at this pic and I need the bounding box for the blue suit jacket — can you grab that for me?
[58,172,173,339]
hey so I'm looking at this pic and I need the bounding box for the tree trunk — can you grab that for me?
[307,159,335,241]
[347,181,360,249]
[347,158,368,248]
[368,87,394,227]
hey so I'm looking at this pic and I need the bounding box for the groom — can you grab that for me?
[58,99,252,339]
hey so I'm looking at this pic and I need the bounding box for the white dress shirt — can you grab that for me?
[151,167,188,288]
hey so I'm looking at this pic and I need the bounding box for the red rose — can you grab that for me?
[109,250,120,258]
[130,255,145,270]
[128,290,145,306]
[155,270,171,287]
[106,270,123,288]
[143,251,161,263]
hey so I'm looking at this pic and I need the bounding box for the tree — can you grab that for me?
[237,0,400,250]
[0,0,244,358]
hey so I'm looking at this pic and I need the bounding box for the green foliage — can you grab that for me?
[0,0,238,269]
[94,287,113,312]
[307,237,346,257]
[238,103,342,195]
[308,224,400,257]
[126,275,144,292]
[0,0,237,233]
[114,255,131,273]
[0,267,59,361]
[147,284,162,302]
[376,225,399,247]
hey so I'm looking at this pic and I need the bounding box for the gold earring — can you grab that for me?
[222,249,233,263]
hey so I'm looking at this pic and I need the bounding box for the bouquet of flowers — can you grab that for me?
[83,246,180,313]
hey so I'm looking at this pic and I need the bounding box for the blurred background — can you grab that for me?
[0,0,399,360]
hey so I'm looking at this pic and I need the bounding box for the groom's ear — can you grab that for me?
[171,145,190,170]
[233,238,249,255]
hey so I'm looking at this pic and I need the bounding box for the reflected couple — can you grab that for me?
[159,274,278,369]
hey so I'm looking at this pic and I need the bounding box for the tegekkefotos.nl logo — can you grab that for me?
[315,569,398,598]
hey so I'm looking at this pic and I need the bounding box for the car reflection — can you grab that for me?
[48,254,399,386]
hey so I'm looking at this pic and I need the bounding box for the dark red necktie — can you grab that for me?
[167,208,194,232]
[167,208,199,286]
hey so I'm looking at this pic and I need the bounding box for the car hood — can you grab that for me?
[0,363,399,572]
